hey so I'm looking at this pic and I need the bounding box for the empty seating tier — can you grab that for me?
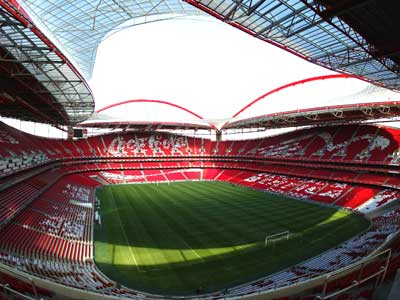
[1,122,400,299]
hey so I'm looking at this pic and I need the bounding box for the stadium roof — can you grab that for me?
[17,0,400,91]
[79,81,400,131]
[1,0,400,129]
[0,0,94,125]
[16,0,204,78]
[186,0,400,91]
[225,101,400,130]
[80,101,400,132]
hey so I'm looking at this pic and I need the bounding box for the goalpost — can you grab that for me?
[265,231,290,247]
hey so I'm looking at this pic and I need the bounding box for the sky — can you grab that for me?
[89,16,374,124]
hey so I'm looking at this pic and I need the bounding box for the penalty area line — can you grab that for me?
[180,238,204,263]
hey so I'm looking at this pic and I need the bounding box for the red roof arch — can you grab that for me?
[96,99,204,120]
[232,74,354,118]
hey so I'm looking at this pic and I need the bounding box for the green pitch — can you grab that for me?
[94,181,369,295]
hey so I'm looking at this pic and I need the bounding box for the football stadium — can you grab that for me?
[1,1,400,300]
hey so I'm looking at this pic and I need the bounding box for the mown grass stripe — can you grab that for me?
[94,181,370,295]
[109,187,142,272]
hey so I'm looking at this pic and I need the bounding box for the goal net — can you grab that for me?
[265,231,290,247]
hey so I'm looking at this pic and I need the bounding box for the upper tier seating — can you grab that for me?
[3,122,400,180]
[243,125,399,164]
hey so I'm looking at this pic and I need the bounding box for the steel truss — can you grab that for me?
[184,0,400,90]
[0,1,94,125]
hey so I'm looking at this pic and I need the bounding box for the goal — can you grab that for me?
[265,231,290,247]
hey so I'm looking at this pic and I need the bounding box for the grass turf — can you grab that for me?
[94,181,370,295]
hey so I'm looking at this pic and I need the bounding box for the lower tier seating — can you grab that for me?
[0,167,399,300]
